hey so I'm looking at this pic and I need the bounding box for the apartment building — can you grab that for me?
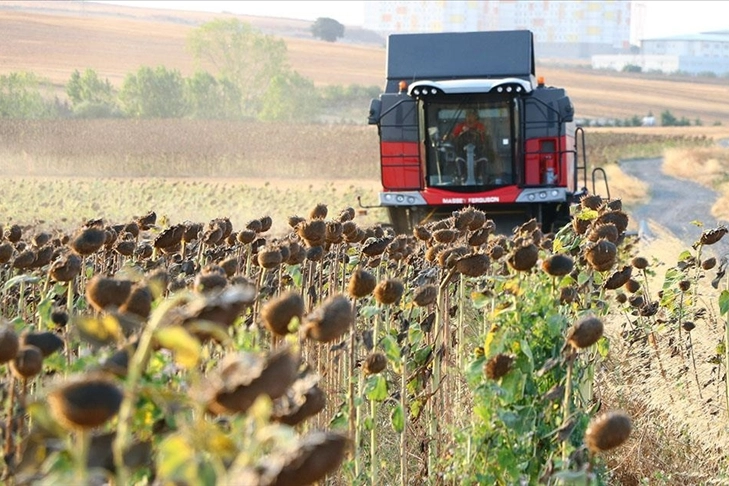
[363,1,635,59]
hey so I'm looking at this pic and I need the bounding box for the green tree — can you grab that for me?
[0,71,55,118]
[66,68,118,118]
[186,19,289,115]
[661,109,678,126]
[185,70,243,119]
[311,17,345,42]
[119,66,187,118]
[258,71,320,121]
[66,68,114,105]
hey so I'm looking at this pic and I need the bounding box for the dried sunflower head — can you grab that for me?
[484,353,514,380]
[542,254,574,277]
[585,411,632,453]
[48,374,123,431]
[374,279,404,305]
[508,242,539,272]
[566,315,604,349]
[348,269,377,299]
[261,292,305,337]
[303,295,353,343]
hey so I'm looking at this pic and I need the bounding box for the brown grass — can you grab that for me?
[599,224,729,484]
[0,119,380,179]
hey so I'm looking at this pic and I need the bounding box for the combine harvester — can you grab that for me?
[366,30,608,233]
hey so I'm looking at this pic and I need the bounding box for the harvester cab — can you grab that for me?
[367,30,608,234]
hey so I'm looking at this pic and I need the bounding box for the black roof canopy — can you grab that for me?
[386,30,535,87]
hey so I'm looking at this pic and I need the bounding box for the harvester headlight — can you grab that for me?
[396,195,405,203]
[431,88,437,94]
[506,86,512,92]
[539,191,547,199]
[516,86,522,92]
[407,196,416,204]
[497,87,503,93]
[528,194,536,201]
[413,88,420,95]
[551,190,559,197]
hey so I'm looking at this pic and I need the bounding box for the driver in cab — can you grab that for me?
[452,109,486,144]
[446,109,494,183]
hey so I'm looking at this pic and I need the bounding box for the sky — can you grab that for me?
[96,1,729,40]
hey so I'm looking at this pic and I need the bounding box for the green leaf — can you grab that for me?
[381,334,401,363]
[596,336,610,358]
[2,274,41,292]
[155,326,202,369]
[677,249,694,262]
[286,265,303,287]
[470,291,492,309]
[662,267,683,287]
[329,410,347,430]
[551,238,564,254]
[720,290,729,316]
[578,209,599,220]
[410,398,424,420]
[364,374,388,402]
[360,305,380,318]
[499,368,524,404]
[413,345,432,366]
[391,403,404,433]
[74,314,123,347]
[407,323,423,346]
[519,339,534,368]
[156,434,198,484]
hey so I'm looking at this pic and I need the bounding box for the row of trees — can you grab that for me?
[0,19,377,122]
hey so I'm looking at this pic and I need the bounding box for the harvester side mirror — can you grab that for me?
[368,99,382,125]
[558,97,574,122]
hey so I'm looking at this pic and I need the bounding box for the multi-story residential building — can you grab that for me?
[363,1,635,59]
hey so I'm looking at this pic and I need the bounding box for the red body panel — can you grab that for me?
[380,141,422,190]
[524,135,575,189]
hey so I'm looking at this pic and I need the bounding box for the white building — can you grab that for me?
[363,0,635,59]
[593,32,729,75]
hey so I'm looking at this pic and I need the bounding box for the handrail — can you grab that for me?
[575,126,588,192]
[592,167,611,200]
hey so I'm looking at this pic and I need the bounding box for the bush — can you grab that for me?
[119,66,188,118]
[622,64,642,73]
[0,72,57,119]
[71,101,123,119]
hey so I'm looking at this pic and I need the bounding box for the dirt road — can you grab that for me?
[620,157,729,254]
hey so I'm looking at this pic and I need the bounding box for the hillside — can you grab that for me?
[2,0,729,123]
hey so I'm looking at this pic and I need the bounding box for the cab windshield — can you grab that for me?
[424,99,515,189]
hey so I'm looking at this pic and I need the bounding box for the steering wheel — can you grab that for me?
[456,129,483,152]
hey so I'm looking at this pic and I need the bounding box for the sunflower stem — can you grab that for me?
[561,354,575,466]
[400,356,408,486]
[113,293,188,485]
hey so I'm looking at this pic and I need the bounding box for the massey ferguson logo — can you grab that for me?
[468,197,500,203]
[443,197,500,204]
